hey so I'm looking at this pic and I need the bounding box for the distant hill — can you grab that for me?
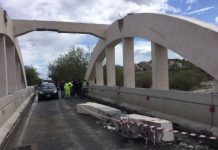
[135,61,151,72]
[135,59,201,71]
[102,59,213,91]
[133,59,213,91]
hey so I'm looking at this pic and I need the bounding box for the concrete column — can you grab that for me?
[214,80,218,93]
[7,45,17,93]
[95,60,104,85]
[0,35,8,97]
[16,54,22,90]
[151,42,169,90]
[89,79,95,84]
[21,74,26,88]
[123,37,135,88]
[106,46,115,86]
[88,70,95,84]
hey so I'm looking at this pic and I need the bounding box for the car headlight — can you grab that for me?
[39,91,43,94]
[54,90,57,93]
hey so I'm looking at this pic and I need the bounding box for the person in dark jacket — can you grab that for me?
[72,80,78,97]
[82,80,89,97]
[59,80,64,98]
[77,79,82,97]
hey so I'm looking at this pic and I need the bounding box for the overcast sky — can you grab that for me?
[0,0,218,78]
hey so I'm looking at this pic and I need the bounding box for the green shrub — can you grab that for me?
[135,71,152,88]
[169,69,208,91]
[104,64,210,91]
[116,66,123,86]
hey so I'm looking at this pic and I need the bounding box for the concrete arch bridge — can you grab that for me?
[1,8,218,147]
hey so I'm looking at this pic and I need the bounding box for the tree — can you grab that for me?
[48,46,89,81]
[25,66,40,86]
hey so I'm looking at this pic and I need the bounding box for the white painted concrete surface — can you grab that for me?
[123,37,135,88]
[95,61,104,85]
[0,35,8,97]
[86,13,218,87]
[6,45,17,94]
[151,42,169,90]
[88,85,218,136]
[77,102,122,121]
[127,114,174,141]
[12,19,108,39]
[0,87,34,148]
[0,9,27,96]
[106,46,115,86]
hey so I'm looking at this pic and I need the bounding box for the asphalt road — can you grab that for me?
[6,96,146,150]
[6,96,218,150]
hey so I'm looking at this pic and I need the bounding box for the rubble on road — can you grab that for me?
[126,114,174,142]
[77,102,174,144]
[76,102,218,149]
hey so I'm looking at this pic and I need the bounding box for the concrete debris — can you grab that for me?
[113,114,174,146]
[126,114,174,142]
[179,142,210,150]
[77,102,122,121]
[77,102,174,144]
[106,125,117,131]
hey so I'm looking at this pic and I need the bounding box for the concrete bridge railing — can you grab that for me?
[88,85,218,136]
[0,87,34,148]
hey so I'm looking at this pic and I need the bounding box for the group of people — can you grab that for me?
[59,79,89,99]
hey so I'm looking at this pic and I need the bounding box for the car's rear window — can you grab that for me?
[40,83,56,89]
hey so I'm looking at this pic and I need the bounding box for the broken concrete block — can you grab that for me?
[126,114,174,142]
[77,102,122,121]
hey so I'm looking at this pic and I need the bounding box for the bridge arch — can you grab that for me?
[0,9,27,97]
[86,13,218,90]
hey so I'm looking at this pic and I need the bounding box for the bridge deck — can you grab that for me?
[6,96,217,150]
[6,97,145,150]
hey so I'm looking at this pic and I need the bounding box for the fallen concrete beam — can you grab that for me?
[77,102,174,142]
[127,114,174,142]
[77,102,122,121]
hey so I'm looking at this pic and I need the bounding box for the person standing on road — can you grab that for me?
[64,81,72,99]
[82,80,89,97]
[78,79,82,97]
[70,80,74,97]
[60,80,64,98]
[64,82,68,99]
[72,80,78,97]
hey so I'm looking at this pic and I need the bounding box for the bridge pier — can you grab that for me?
[16,54,22,90]
[123,37,135,88]
[88,70,95,84]
[0,35,8,97]
[214,80,218,93]
[7,45,17,93]
[21,74,26,88]
[95,60,104,85]
[151,42,169,90]
[106,46,115,86]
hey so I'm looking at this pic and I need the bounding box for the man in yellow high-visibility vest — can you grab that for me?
[64,81,72,99]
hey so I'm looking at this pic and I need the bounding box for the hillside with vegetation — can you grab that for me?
[47,45,213,92]
[104,59,213,91]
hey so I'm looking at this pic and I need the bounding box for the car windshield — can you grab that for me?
[40,83,56,89]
